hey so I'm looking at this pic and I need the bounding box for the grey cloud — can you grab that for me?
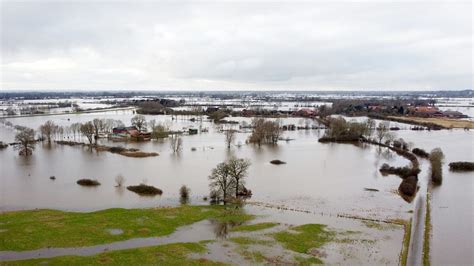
[1,1,472,90]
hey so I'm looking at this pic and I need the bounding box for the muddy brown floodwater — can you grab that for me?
[0,111,472,264]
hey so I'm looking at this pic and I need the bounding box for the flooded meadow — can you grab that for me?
[1,109,473,265]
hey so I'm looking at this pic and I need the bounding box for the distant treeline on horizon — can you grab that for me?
[0,89,472,100]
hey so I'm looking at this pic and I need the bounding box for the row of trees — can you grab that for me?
[247,118,281,146]
[323,117,395,145]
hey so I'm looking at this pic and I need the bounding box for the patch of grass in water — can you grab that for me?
[239,250,266,263]
[3,242,224,265]
[0,205,250,251]
[273,224,334,254]
[230,222,279,232]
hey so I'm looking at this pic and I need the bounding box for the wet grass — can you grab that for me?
[423,194,432,266]
[239,250,266,263]
[230,222,279,232]
[3,242,224,266]
[0,205,249,251]
[273,224,334,254]
[400,219,412,266]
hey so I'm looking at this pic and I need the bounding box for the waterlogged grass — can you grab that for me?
[423,194,432,266]
[400,219,412,266]
[230,222,279,232]
[0,205,249,251]
[273,224,334,254]
[238,250,266,263]
[3,243,224,266]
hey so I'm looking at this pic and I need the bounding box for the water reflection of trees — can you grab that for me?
[210,218,243,239]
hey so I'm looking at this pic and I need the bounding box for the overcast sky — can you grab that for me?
[1,1,472,91]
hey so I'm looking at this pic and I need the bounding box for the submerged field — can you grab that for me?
[0,110,473,264]
[0,205,405,265]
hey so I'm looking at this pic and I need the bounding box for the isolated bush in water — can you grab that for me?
[429,148,444,185]
[127,184,163,196]
[77,179,101,186]
[179,185,190,204]
[115,174,126,187]
[448,162,474,172]
[412,148,429,158]
[270,159,286,165]
[170,134,182,153]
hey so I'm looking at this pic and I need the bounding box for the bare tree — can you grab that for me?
[131,115,147,132]
[150,122,169,139]
[115,174,126,187]
[15,127,36,156]
[80,122,95,145]
[227,158,251,198]
[179,185,190,204]
[248,118,280,146]
[70,122,82,140]
[92,118,105,145]
[224,129,236,149]
[376,122,390,144]
[170,134,182,153]
[209,161,235,205]
[39,120,58,143]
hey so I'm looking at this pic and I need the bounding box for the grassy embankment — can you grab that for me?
[0,205,252,251]
[387,116,474,129]
[399,219,412,266]
[423,193,432,266]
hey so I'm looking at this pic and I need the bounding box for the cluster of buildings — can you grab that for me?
[408,106,467,118]
[111,126,151,141]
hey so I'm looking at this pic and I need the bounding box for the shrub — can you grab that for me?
[77,179,101,186]
[115,174,126,187]
[379,163,420,178]
[448,162,474,172]
[109,146,127,153]
[179,185,190,204]
[119,151,159,158]
[412,148,429,158]
[0,141,8,149]
[127,184,163,195]
[398,176,418,196]
[270,159,286,165]
[429,148,444,185]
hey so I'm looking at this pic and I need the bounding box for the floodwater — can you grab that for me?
[0,110,473,264]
